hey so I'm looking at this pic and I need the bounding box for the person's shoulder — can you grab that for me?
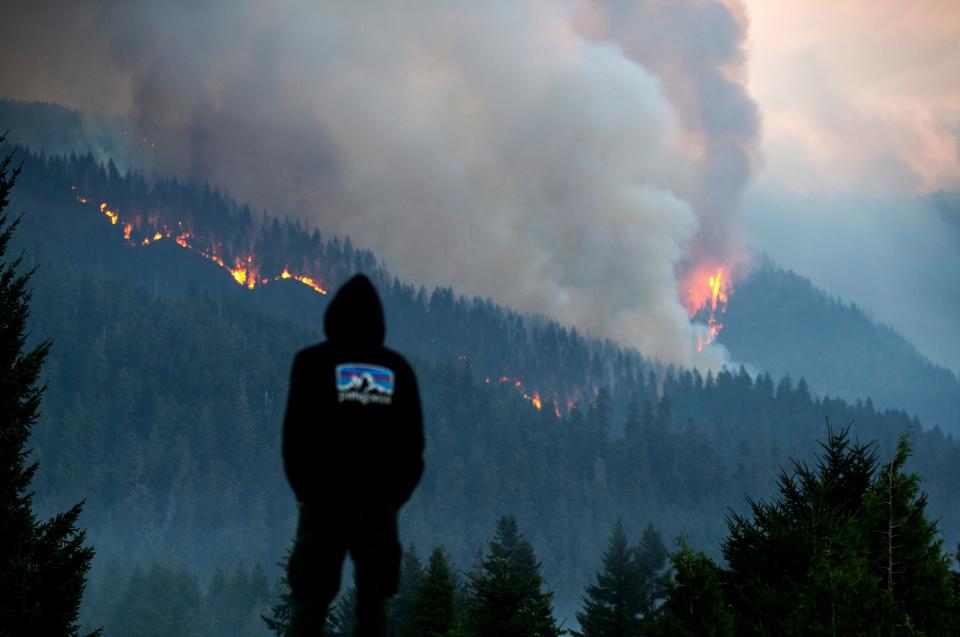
[380,346,415,374]
[293,342,331,365]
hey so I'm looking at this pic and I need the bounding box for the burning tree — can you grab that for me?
[0,140,98,635]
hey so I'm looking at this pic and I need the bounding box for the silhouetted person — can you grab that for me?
[283,274,424,636]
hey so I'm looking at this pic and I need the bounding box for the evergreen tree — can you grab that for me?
[390,545,424,637]
[652,539,733,637]
[466,515,561,637]
[264,545,340,637]
[573,520,644,637]
[109,561,202,637]
[862,434,954,632]
[407,547,458,637]
[634,522,669,623]
[0,143,98,636]
[263,548,294,637]
[720,427,956,635]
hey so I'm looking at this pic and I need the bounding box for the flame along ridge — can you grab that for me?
[74,187,328,295]
[484,375,563,418]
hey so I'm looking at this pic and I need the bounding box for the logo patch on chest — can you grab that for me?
[336,363,395,405]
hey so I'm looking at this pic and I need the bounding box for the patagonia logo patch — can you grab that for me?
[336,363,395,406]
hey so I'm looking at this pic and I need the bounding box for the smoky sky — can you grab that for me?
[0,0,761,369]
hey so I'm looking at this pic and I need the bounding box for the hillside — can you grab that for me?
[7,140,960,629]
[717,259,960,433]
[5,98,959,436]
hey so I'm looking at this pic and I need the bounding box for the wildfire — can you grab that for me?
[485,375,559,416]
[231,256,257,289]
[73,189,328,296]
[681,264,733,352]
[100,202,119,225]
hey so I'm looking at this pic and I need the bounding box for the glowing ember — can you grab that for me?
[487,376,548,412]
[99,202,119,225]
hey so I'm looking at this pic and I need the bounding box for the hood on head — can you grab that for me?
[324,274,386,345]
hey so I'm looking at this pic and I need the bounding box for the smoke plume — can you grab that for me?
[0,0,760,368]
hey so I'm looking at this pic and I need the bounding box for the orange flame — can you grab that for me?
[681,265,732,352]
[99,202,119,225]
[74,188,329,296]
[488,376,547,412]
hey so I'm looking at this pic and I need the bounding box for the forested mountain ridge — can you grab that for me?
[717,259,960,434]
[9,143,645,408]
[7,138,960,632]
[4,95,959,434]
[26,255,960,631]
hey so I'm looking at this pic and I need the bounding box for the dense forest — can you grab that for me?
[718,257,960,434]
[4,136,959,635]
[4,97,959,435]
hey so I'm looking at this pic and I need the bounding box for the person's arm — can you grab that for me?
[282,351,308,503]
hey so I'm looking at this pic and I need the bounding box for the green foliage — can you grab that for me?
[654,539,733,637]
[656,427,959,636]
[634,522,669,622]
[108,562,202,637]
[201,563,272,637]
[263,548,294,636]
[719,259,960,432]
[391,545,425,636]
[466,515,562,637]
[572,520,667,637]
[6,139,960,624]
[407,548,458,637]
[0,143,97,636]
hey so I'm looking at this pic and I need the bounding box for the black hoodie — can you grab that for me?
[282,274,424,509]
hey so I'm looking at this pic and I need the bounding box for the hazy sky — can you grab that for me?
[741,0,960,373]
[745,0,960,194]
[1,0,958,373]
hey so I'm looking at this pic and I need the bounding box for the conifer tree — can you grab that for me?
[720,427,956,635]
[263,547,294,636]
[653,539,733,637]
[390,545,424,637]
[634,522,669,623]
[109,561,201,637]
[407,547,457,637]
[0,142,98,635]
[264,544,342,637]
[466,515,561,637]
[573,520,644,637]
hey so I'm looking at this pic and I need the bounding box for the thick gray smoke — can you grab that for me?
[0,0,760,368]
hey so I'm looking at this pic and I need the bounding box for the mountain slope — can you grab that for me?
[7,139,960,621]
[718,259,960,433]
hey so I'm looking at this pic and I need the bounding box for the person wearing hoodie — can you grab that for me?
[283,273,424,637]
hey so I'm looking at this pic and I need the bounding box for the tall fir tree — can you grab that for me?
[407,547,458,637]
[652,539,733,637]
[634,522,669,623]
[466,515,562,637]
[719,427,956,635]
[573,520,644,637]
[0,142,98,636]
